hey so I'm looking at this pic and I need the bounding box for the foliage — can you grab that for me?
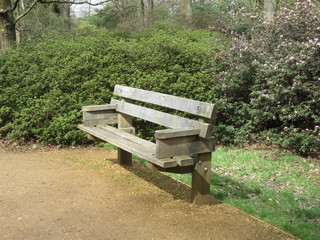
[168,146,320,240]
[1,1,319,156]
[17,3,72,43]
[86,1,140,31]
[85,0,253,33]
[0,22,227,145]
[214,0,320,156]
[192,0,253,34]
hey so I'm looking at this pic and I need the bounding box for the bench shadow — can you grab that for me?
[109,158,221,205]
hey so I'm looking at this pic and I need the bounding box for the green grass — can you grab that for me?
[168,146,320,240]
[99,142,319,239]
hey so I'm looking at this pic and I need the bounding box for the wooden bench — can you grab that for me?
[78,85,217,205]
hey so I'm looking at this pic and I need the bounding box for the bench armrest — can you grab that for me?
[82,104,117,112]
[82,104,118,126]
[155,128,200,139]
[155,128,214,159]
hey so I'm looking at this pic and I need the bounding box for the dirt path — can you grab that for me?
[0,147,298,240]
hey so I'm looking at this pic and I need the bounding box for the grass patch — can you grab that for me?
[99,142,319,239]
[167,146,320,240]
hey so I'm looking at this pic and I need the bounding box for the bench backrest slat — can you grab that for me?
[114,85,217,120]
[111,99,211,139]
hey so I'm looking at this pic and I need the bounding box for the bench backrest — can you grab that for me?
[111,85,217,139]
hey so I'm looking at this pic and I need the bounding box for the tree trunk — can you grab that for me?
[140,0,153,26]
[115,0,126,25]
[59,3,71,31]
[15,0,26,45]
[264,0,277,23]
[179,0,192,24]
[140,0,144,25]
[0,0,16,50]
[244,0,260,10]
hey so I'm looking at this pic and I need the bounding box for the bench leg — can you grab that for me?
[191,152,211,205]
[118,148,132,166]
[117,110,134,166]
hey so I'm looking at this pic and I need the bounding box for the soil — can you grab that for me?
[0,144,299,240]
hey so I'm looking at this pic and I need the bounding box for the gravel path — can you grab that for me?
[0,147,298,240]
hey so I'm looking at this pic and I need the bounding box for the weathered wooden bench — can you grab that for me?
[78,85,217,205]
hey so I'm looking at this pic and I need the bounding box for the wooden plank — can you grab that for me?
[78,125,177,168]
[117,105,134,166]
[100,126,154,149]
[119,127,135,135]
[156,136,214,159]
[82,104,117,112]
[100,126,193,166]
[83,111,118,126]
[148,163,194,174]
[191,152,211,205]
[173,155,194,167]
[84,119,117,127]
[118,150,132,166]
[111,99,212,139]
[83,111,118,127]
[87,134,103,141]
[114,85,217,120]
[83,111,117,121]
[118,113,132,129]
[155,128,200,139]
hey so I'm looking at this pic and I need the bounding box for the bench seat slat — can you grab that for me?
[111,99,211,139]
[99,126,155,149]
[78,125,193,168]
[82,104,117,112]
[114,85,217,120]
[155,128,201,139]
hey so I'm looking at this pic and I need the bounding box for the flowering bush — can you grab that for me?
[192,0,251,34]
[215,0,320,156]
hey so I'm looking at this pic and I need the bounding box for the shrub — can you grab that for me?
[214,0,320,156]
[0,23,227,145]
[192,0,252,34]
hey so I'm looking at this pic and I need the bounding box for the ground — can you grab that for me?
[0,144,299,240]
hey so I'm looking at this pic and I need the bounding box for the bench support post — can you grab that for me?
[191,152,211,205]
[118,112,133,166]
[118,149,132,166]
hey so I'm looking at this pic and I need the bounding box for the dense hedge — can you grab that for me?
[214,1,320,156]
[1,10,319,156]
[0,23,226,145]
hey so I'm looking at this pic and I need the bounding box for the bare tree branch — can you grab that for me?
[13,0,109,24]
[1,0,109,14]
[14,0,39,24]
[11,0,21,12]
[39,0,110,6]
[0,0,21,13]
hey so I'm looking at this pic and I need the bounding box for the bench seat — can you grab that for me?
[78,85,217,205]
[78,124,194,168]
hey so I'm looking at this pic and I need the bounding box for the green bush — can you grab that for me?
[192,0,251,34]
[214,0,320,156]
[0,23,226,145]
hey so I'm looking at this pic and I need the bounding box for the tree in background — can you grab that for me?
[15,2,71,43]
[244,0,260,10]
[0,0,107,50]
[264,0,277,22]
[140,0,153,26]
[178,0,192,23]
[0,0,18,49]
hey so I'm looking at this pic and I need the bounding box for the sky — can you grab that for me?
[71,0,105,18]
